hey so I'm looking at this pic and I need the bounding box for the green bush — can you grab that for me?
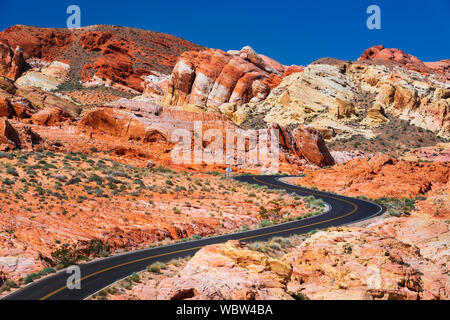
[0,151,13,159]
[0,279,19,292]
[130,272,140,283]
[6,166,18,177]
[147,262,167,273]
[293,292,310,300]
[258,220,272,228]
[87,239,110,257]
[51,244,84,268]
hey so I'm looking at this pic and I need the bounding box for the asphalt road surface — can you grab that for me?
[2,175,385,300]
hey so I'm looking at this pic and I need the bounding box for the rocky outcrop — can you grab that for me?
[359,45,450,80]
[295,154,449,199]
[0,25,204,92]
[260,62,356,126]
[156,240,293,300]
[0,42,24,80]
[79,100,236,146]
[228,46,284,75]
[361,102,389,127]
[162,47,283,109]
[284,224,449,300]
[15,85,82,117]
[79,98,334,168]
[0,118,41,150]
[0,91,35,119]
[30,107,71,126]
[372,80,449,138]
[130,211,449,300]
[244,50,449,141]
[275,124,334,167]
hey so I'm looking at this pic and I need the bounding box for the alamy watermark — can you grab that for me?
[66,265,81,290]
[170,122,280,173]
[66,5,81,29]
[366,5,381,29]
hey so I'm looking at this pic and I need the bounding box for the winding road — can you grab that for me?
[2,175,385,300]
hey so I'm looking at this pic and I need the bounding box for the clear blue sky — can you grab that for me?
[0,0,448,66]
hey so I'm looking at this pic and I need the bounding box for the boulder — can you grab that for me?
[361,102,389,127]
[0,76,16,94]
[155,241,293,300]
[291,125,335,166]
[30,107,71,126]
[335,97,356,119]
[0,43,24,80]
[0,91,35,119]
[15,86,82,117]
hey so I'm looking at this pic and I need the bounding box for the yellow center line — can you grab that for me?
[40,176,358,300]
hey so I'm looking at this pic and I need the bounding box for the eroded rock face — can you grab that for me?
[0,91,35,119]
[79,100,236,146]
[0,25,204,92]
[30,107,72,126]
[373,81,450,138]
[248,50,449,140]
[78,99,334,168]
[0,76,16,94]
[163,47,283,109]
[296,154,449,199]
[284,224,449,300]
[0,42,24,80]
[261,62,356,127]
[15,85,82,117]
[0,118,41,150]
[156,240,293,300]
[274,124,334,167]
[359,45,450,80]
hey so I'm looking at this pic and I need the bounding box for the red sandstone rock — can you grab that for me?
[273,123,334,167]
[0,92,35,119]
[79,100,334,168]
[0,25,204,91]
[163,47,283,108]
[0,42,24,80]
[155,241,293,300]
[295,154,449,199]
[359,45,449,79]
[0,118,41,150]
[30,107,71,126]
[283,65,304,77]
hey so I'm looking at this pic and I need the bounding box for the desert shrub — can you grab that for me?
[0,151,13,159]
[293,292,310,300]
[258,220,272,228]
[53,174,67,182]
[87,239,110,257]
[89,174,104,184]
[6,166,18,176]
[3,177,14,185]
[147,262,167,273]
[0,279,19,292]
[66,177,81,185]
[51,244,84,268]
[130,272,140,283]
[258,206,268,218]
